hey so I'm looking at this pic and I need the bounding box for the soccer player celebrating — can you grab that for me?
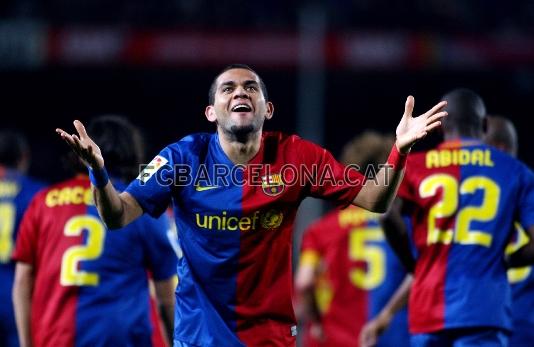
[56,64,446,346]
[0,130,44,347]
[295,131,409,347]
[369,89,534,347]
[12,116,177,347]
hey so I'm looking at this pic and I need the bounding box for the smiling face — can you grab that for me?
[205,68,274,140]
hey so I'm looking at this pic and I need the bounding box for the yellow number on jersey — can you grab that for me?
[60,215,106,286]
[455,177,499,246]
[349,227,385,290]
[419,174,456,245]
[506,223,532,283]
[419,174,499,247]
[0,203,16,263]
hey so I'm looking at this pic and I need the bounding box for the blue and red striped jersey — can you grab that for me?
[0,167,44,347]
[299,205,409,347]
[13,176,176,347]
[397,139,534,334]
[126,132,365,346]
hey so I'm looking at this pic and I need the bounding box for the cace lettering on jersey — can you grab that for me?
[426,149,494,169]
[45,186,94,207]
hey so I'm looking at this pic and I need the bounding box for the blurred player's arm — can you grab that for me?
[295,251,324,341]
[154,276,177,345]
[380,198,415,272]
[507,225,534,268]
[359,275,412,347]
[56,120,143,228]
[13,262,34,347]
[353,97,447,213]
[508,166,534,267]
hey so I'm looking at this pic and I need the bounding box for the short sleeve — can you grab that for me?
[300,140,365,208]
[139,213,177,281]
[12,193,42,265]
[126,147,176,218]
[517,165,534,229]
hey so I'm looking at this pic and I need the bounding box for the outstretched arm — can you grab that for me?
[353,97,447,213]
[359,275,413,347]
[56,120,143,228]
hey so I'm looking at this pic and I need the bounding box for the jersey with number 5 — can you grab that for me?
[397,140,534,334]
[299,206,409,347]
[12,176,176,347]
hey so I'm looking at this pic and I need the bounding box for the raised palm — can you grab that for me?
[56,120,104,170]
[395,96,447,154]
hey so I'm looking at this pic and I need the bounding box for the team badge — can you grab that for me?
[261,173,285,196]
[261,209,284,229]
[137,155,168,183]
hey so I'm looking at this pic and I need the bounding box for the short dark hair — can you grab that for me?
[0,129,29,168]
[441,88,486,136]
[87,115,145,181]
[484,115,518,156]
[208,64,269,105]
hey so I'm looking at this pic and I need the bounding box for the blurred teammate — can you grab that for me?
[12,116,177,347]
[361,114,533,346]
[295,131,409,347]
[376,89,534,346]
[484,115,534,346]
[0,130,44,347]
[56,64,447,346]
[483,115,518,157]
[360,114,531,347]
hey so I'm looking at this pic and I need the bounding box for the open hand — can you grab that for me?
[395,96,447,154]
[56,120,104,170]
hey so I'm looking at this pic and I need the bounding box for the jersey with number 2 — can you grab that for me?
[12,176,176,347]
[397,140,534,333]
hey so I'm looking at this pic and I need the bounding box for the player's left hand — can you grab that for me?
[395,96,447,154]
[309,322,326,342]
[359,316,389,347]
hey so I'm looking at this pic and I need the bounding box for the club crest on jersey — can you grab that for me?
[137,155,168,183]
[261,209,284,229]
[261,173,285,196]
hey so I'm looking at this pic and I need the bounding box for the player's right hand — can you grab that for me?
[56,120,104,170]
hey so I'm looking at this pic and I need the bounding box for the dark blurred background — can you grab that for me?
[1,0,534,183]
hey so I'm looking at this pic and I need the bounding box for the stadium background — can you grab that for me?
[1,4,534,339]
[2,1,534,181]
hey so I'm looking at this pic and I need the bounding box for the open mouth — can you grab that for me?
[231,104,252,112]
